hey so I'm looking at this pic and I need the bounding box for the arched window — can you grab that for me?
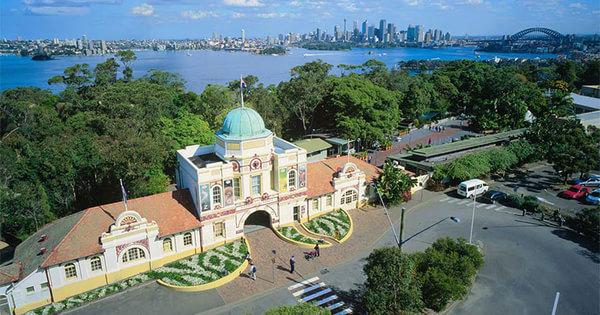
[288,170,297,189]
[341,190,357,205]
[90,256,102,271]
[122,247,146,263]
[183,232,193,246]
[163,238,173,252]
[212,186,222,205]
[64,263,77,279]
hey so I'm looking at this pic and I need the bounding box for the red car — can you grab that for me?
[560,185,592,199]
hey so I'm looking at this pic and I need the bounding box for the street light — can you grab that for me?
[374,184,401,249]
[469,193,477,244]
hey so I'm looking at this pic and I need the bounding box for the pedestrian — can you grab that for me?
[541,211,545,221]
[289,255,295,274]
[558,215,564,227]
[522,207,526,216]
[249,262,256,281]
[314,243,320,257]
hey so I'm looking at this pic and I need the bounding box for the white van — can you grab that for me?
[457,179,489,198]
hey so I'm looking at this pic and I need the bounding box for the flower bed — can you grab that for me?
[32,273,151,315]
[277,226,319,245]
[305,209,351,241]
[147,240,248,287]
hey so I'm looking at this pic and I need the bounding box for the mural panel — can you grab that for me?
[223,179,234,206]
[298,164,307,188]
[200,184,210,211]
[279,167,288,192]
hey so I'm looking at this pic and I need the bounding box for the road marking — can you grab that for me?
[288,277,319,290]
[334,308,353,315]
[315,294,338,306]
[292,282,325,297]
[537,196,555,205]
[496,206,506,211]
[486,204,497,209]
[447,199,459,204]
[457,200,470,205]
[476,203,487,208]
[301,288,332,302]
[440,197,450,202]
[327,301,345,310]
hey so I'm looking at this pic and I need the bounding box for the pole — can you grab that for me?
[375,185,401,248]
[551,292,560,315]
[469,193,476,244]
[399,207,406,251]
[240,75,244,108]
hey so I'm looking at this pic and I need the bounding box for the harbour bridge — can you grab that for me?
[508,27,564,41]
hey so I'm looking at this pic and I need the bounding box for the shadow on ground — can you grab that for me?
[330,284,367,314]
[551,228,600,262]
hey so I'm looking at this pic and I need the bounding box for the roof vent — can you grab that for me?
[39,247,47,255]
[38,234,48,242]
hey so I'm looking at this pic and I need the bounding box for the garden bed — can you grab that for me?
[147,240,248,287]
[277,226,321,245]
[32,273,151,315]
[304,209,351,241]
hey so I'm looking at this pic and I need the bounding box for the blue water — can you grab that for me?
[0,47,556,93]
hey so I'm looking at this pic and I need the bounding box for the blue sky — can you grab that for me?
[1,0,598,39]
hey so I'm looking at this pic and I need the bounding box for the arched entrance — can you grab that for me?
[243,210,272,234]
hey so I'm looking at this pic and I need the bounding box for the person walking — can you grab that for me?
[249,262,256,281]
[289,255,296,274]
[314,243,320,257]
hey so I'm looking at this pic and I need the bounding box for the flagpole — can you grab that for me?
[240,75,244,108]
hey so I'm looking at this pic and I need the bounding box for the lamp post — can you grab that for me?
[375,185,401,249]
[469,193,477,244]
[399,207,406,251]
[271,249,276,284]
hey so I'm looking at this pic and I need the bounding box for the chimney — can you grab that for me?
[38,234,48,242]
[39,247,47,255]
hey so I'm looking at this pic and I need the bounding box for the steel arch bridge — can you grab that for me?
[510,27,564,41]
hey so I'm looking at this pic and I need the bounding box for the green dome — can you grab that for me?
[217,107,271,140]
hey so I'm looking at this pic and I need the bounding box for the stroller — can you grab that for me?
[304,250,318,261]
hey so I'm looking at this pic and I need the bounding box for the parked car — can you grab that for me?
[481,190,507,204]
[580,178,600,187]
[572,174,600,185]
[585,189,600,205]
[559,185,592,200]
[457,179,489,198]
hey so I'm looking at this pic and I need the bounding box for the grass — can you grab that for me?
[278,226,319,245]
[305,209,351,241]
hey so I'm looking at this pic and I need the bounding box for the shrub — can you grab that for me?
[567,207,600,242]
[522,195,540,213]
[265,303,330,315]
[504,194,524,209]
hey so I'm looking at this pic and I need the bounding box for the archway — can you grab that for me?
[243,210,272,234]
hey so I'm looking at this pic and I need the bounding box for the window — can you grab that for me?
[122,247,145,263]
[214,222,225,238]
[212,186,222,205]
[233,177,241,199]
[41,283,49,291]
[26,286,35,294]
[183,232,193,246]
[341,190,357,205]
[64,263,77,279]
[163,238,173,252]
[312,199,319,210]
[288,170,297,189]
[326,195,333,207]
[251,175,261,195]
[90,256,102,271]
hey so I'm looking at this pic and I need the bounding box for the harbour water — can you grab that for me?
[0,47,557,93]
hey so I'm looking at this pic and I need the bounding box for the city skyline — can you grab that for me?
[1,0,599,39]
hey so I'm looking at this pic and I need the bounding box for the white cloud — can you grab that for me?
[181,10,219,19]
[232,12,245,18]
[569,2,585,9]
[23,0,121,5]
[131,3,154,16]
[461,0,483,4]
[256,12,298,18]
[223,0,263,7]
[27,5,89,14]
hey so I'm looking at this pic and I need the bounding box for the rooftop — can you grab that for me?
[189,153,224,168]
[306,156,381,198]
[216,107,272,141]
[293,138,332,154]
[571,93,600,111]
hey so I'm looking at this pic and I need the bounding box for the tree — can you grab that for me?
[196,84,235,129]
[278,60,332,135]
[160,111,214,169]
[265,303,330,315]
[93,58,119,86]
[363,247,423,314]
[48,64,92,91]
[555,60,578,89]
[116,50,137,82]
[376,162,415,206]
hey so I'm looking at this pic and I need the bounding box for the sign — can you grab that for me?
[298,164,307,188]
[223,179,234,206]
[278,167,288,192]
[200,184,210,211]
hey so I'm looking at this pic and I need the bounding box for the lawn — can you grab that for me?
[305,209,351,241]
[277,226,320,245]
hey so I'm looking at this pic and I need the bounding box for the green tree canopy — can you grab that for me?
[375,162,415,206]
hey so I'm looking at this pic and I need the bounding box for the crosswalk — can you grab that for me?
[287,277,352,315]
[439,196,509,213]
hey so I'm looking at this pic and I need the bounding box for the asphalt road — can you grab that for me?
[68,190,599,315]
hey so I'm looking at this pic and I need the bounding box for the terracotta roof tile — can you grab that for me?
[41,189,199,268]
[0,263,21,285]
[306,156,381,198]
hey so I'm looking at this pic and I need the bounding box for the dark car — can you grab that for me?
[481,190,507,204]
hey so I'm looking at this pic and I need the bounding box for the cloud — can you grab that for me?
[569,2,585,9]
[461,0,483,4]
[181,10,219,19]
[223,0,263,7]
[256,12,298,18]
[23,0,121,15]
[26,5,90,15]
[131,3,154,16]
[232,12,245,18]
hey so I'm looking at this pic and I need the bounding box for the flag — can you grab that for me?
[120,179,128,210]
[240,77,247,89]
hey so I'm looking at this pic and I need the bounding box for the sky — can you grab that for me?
[1,0,599,40]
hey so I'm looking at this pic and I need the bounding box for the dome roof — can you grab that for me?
[217,107,271,140]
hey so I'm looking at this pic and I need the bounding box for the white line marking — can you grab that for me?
[486,204,497,209]
[334,308,353,315]
[551,292,560,315]
[327,301,345,310]
[301,288,332,302]
[457,200,470,205]
[496,206,506,211]
[440,197,450,202]
[288,277,319,291]
[315,295,338,306]
[476,203,487,208]
[447,199,459,204]
[292,282,325,297]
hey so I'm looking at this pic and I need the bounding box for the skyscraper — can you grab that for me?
[361,20,368,38]
[316,28,321,41]
[407,25,416,42]
[368,26,375,41]
[379,19,386,42]
[416,25,425,43]
[241,29,245,46]
[334,25,340,41]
